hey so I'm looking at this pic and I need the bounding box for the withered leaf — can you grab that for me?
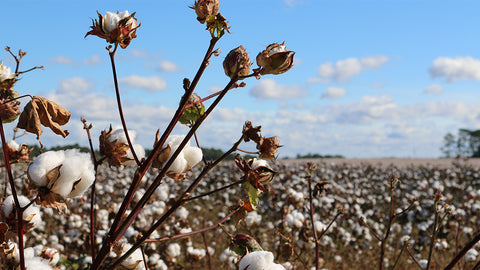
[17,96,71,144]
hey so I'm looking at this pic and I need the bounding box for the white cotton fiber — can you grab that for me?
[28,151,66,187]
[2,195,41,229]
[164,135,203,175]
[238,251,285,270]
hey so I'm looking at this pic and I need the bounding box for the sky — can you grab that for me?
[2,0,480,158]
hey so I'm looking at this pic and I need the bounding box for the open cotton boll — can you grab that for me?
[119,244,146,269]
[28,151,66,187]
[28,149,95,199]
[109,128,137,144]
[2,195,41,230]
[49,150,95,198]
[238,251,285,270]
[24,257,53,270]
[7,140,19,150]
[183,146,203,168]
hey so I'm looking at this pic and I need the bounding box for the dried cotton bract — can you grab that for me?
[256,42,295,75]
[27,149,95,209]
[100,126,145,167]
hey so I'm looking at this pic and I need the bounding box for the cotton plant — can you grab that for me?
[27,149,95,209]
[99,125,145,167]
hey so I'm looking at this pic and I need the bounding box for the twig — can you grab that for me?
[201,219,212,270]
[0,119,25,270]
[444,232,480,270]
[406,245,424,270]
[182,179,246,203]
[108,43,141,166]
[306,163,320,270]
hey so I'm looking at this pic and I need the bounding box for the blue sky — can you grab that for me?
[2,0,480,158]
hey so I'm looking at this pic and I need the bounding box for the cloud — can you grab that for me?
[118,75,167,92]
[315,56,389,83]
[82,55,103,65]
[429,56,480,82]
[50,56,75,65]
[158,60,179,72]
[424,84,443,95]
[58,77,94,93]
[249,79,307,100]
[322,87,346,99]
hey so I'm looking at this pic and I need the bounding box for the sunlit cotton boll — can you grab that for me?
[2,195,41,231]
[245,211,262,227]
[119,244,146,269]
[164,135,203,175]
[28,149,95,198]
[238,251,285,270]
[102,11,137,34]
[166,243,181,258]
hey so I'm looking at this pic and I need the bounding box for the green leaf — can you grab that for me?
[178,103,205,126]
[242,181,259,210]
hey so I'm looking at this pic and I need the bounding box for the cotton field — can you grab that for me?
[2,158,480,269]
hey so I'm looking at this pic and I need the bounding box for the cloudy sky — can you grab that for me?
[2,0,480,158]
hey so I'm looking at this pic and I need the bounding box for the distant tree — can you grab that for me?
[440,132,456,158]
[441,129,480,158]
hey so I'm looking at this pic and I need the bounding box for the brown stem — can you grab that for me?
[426,199,440,270]
[82,119,98,259]
[182,179,246,203]
[201,219,213,270]
[380,181,396,270]
[0,119,25,270]
[306,165,320,270]
[108,46,141,166]
[91,38,221,270]
[236,148,258,155]
[184,89,222,110]
[406,245,424,270]
[444,232,480,270]
[144,207,239,243]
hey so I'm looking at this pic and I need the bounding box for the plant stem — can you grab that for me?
[0,120,25,270]
[306,164,320,270]
[426,199,440,270]
[444,232,480,270]
[108,45,141,166]
[182,179,246,203]
[82,119,98,259]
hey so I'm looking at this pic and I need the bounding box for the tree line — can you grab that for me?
[441,129,480,158]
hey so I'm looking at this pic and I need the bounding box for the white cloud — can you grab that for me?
[424,84,443,95]
[249,79,307,100]
[315,56,389,83]
[159,60,179,72]
[58,77,93,93]
[429,56,480,82]
[82,55,103,65]
[322,87,346,99]
[50,56,75,65]
[118,75,167,92]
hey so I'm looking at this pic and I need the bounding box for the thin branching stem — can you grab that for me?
[182,179,246,203]
[82,119,98,259]
[444,232,480,270]
[406,245,424,270]
[0,119,25,270]
[144,207,240,243]
[306,164,321,270]
[108,45,141,166]
[201,218,213,270]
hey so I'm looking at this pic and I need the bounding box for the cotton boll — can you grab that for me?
[166,243,181,258]
[109,128,136,144]
[7,140,19,150]
[24,257,53,270]
[168,151,188,175]
[238,251,285,270]
[120,244,145,269]
[183,146,203,168]
[2,195,41,230]
[28,151,65,187]
[176,207,189,220]
[245,211,262,227]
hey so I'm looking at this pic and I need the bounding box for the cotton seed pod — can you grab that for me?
[230,233,263,256]
[85,10,140,49]
[223,46,251,79]
[1,195,41,232]
[256,42,295,75]
[0,100,20,123]
[250,158,277,185]
[191,0,219,24]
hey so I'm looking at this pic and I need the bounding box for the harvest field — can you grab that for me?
[3,157,480,269]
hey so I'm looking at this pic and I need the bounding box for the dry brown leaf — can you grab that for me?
[16,96,71,144]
